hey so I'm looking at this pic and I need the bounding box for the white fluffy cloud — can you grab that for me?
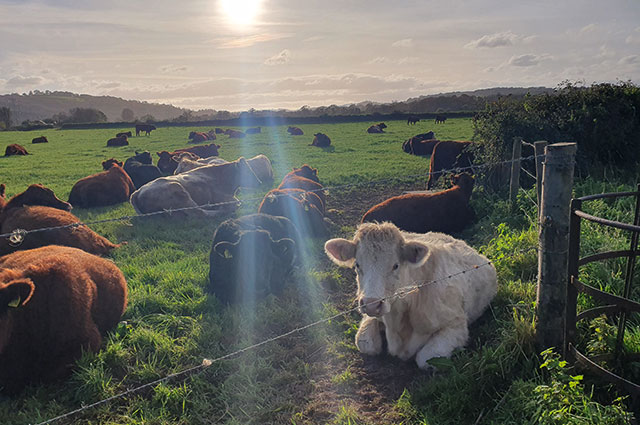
[264,49,291,66]
[4,75,44,89]
[392,38,413,48]
[465,31,519,48]
[508,54,549,67]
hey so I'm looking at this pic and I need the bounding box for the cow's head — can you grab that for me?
[293,165,319,182]
[14,184,72,211]
[102,158,123,170]
[378,123,387,129]
[133,151,153,164]
[236,157,262,189]
[325,222,429,317]
[211,230,295,303]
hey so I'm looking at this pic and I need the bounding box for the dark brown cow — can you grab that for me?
[31,136,48,144]
[107,136,128,147]
[407,116,420,125]
[367,125,384,134]
[427,141,474,189]
[286,164,320,182]
[402,135,439,156]
[116,131,132,138]
[188,131,216,143]
[214,127,224,134]
[277,165,325,211]
[4,144,29,156]
[0,184,6,211]
[156,143,219,174]
[225,129,246,139]
[402,131,436,154]
[68,160,135,208]
[287,126,304,136]
[310,133,331,147]
[435,115,447,124]
[0,246,127,393]
[156,151,199,174]
[362,174,475,234]
[135,124,156,136]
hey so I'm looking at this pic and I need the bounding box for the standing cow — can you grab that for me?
[325,222,497,370]
[135,124,156,136]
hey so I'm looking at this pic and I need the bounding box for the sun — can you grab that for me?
[220,0,263,28]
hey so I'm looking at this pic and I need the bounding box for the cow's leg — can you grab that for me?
[414,321,468,370]
[355,316,383,355]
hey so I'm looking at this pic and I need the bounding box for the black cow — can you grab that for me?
[135,124,156,136]
[124,151,162,189]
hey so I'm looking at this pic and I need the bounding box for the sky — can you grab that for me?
[0,0,639,111]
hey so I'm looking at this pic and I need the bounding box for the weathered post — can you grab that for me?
[535,142,577,351]
[534,140,548,209]
[509,137,522,207]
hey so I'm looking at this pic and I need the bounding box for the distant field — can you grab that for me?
[0,119,475,424]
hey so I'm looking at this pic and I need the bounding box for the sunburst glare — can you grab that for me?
[219,0,263,28]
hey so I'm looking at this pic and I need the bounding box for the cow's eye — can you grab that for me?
[392,264,399,271]
[355,263,360,269]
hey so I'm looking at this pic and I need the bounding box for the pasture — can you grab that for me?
[0,118,635,424]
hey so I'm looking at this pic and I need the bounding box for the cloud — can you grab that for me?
[465,31,520,49]
[507,54,549,67]
[4,75,44,88]
[392,38,413,48]
[618,55,639,65]
[596,45,616,59]
[96,81,121,89]
[264,49,291,66]
[303,36,323,42]
[367,57,388,64]
[215,33,292,49]
[160,65,189,73]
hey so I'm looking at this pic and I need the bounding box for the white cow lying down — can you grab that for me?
[130,157,262,216]
[174,154,274,186]
[325,222,497,369]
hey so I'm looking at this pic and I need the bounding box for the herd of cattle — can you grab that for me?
[0,120,494,394]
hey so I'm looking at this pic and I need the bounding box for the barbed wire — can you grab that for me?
[3,154,547,243]
[33,246,538,425]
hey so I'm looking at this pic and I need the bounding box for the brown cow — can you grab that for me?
[258,188,327,238]
[362,174,475,234]
[0,206,123,256]
[286,164,320,182]
[278,167,326,212]
[135,124,156,136]
[427,141,474,189]
[4,144,29,156]
[225,129,246,139]
[107,136,128,147]
[0,246,127,393]
[0,184,71,213]
[157,151,199,174]
[287,126,304,136]
[0,184,6,211]
[402,138,440,156]
[188,131,216,143]
[68,160,135,208]
[31,136,48,144]
[367,125,384,134]
[310,133,331,147]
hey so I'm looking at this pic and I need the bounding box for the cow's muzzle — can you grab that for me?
[359,297,386,317]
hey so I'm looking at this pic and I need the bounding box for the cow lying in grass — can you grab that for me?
[131,157,262,216]
[188,131,216,143]
[0,184,122,256]
[277,165,326,212]
[0,246,127,394]
[4,144,29,156]
[156,143,220,174]
[174,154,274,186]
[287,126,303,135]
[361,174,475,234]
[209,214,302,304]
[68,159,136,208]
[258,188,328,238]
[124,151,162,189]
[325,222,497,370]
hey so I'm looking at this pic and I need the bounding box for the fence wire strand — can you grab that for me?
[33,246,538,425]
[4,154,545,243]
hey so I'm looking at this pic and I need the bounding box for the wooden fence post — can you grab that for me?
[535,142,577,351]
[509,137,522,207]
[534,141,548,210]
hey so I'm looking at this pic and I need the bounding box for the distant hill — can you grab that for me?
[0,91,186,124]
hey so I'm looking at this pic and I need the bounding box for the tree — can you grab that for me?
[121,108,135,122]
[139,114,156,123]
[0,107,11,130]
[67,108,108,123]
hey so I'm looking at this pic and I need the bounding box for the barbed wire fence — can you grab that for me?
[0,149,570,424]
[33,246,539,425]
[3,154,544,244]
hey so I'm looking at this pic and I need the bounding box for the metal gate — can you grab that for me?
[565,184,640,395]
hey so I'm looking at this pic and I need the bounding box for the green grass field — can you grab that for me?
[0,118,636,424]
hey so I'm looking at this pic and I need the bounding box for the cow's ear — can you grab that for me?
[214,241,235,259]
[401,241,429,266]
[0,278,35,315]
[325,238,356,267]
[273,238,296,265]
[0,183,5,197]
